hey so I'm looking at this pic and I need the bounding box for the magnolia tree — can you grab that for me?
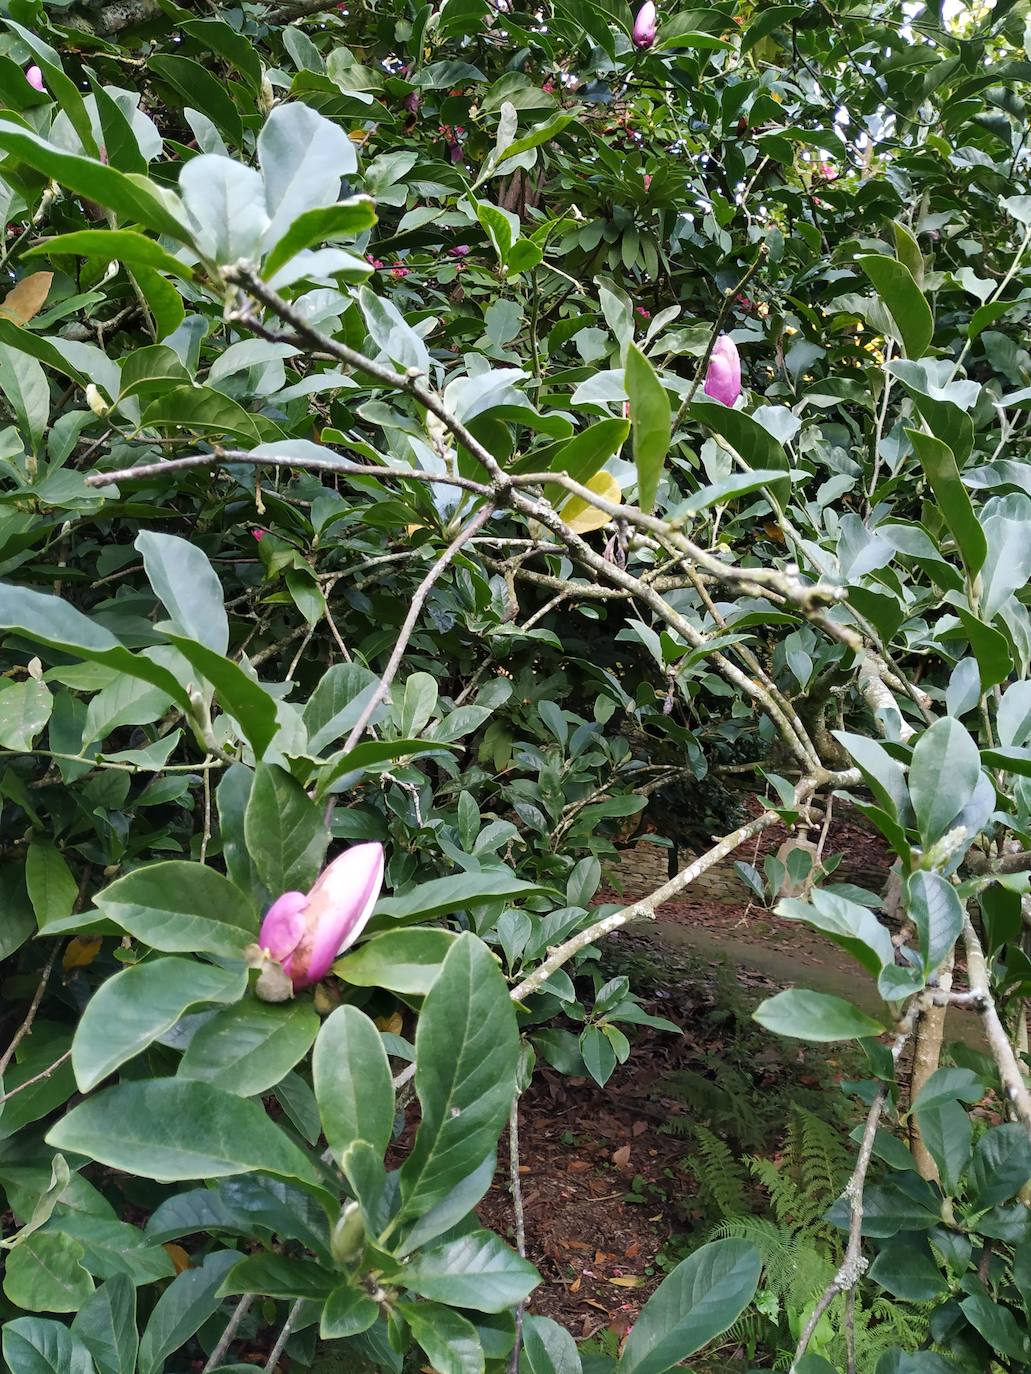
[2,0,1031,1372]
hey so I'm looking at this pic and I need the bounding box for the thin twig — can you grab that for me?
[0,1047,71,1104]
[341,505,496,752]
[962,914,1031,1136]
[203,1294,256,1372]
[263,1297,304,1372]
[0,945,60,1077]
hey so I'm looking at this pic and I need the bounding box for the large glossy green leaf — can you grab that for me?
[400,1230,540,1312]
[398,1302,484,1374]
[619,1239,762,1374]
[0,119,190,241]
[0,583,192,713]
[399,933,519,1218]
[28,230,193,280]
[93,862,258,957]
[312,1004,394,1163]
[263,196,377,278]
[164,634,279,759]
[333,927,458,994]
[521,1315,582,1374]
[137,1251,239,1374]
[135,531,228,655]
[72,956,247,1091]
[71,1276,137,1374]
[908,430,987,576]
[969,1123,1031,1208]
[244,762,328,897]
[2,1232,94,1312]
[857,255,933,358]
[178,999,319,1096]
[752,989,884,1042]
[258,102,358,252]
[908,716,981,846]
[624,342,670,514]
[542,418,630,506]
[2,1317,96,1374]
[775,891,893,976]
[179,155,268,266]
[687,400,790,508]
[47,1081,322,1188]
[372,870,550,928]
[905,871,964,977]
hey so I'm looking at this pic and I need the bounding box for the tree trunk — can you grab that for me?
[908,949,954,1181]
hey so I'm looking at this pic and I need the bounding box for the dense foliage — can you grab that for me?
[5,0,1031,1369]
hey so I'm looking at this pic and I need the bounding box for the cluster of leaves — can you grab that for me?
[3,0,1031,1368]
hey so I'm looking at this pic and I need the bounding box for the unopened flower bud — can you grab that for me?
[331,1201,366,1266]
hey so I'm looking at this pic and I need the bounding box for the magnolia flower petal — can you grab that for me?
[632,2,657,48]
[258,891,308,966]
[289,843,385,987]
[25,65,45,93]
[703,335,742,407]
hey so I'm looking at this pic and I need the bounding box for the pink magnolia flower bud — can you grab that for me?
[703,335,741,407]
[642,173,652,192]
[25,65,44,93]
[632,2,657,48]
[448,244,470,258]
[251,528,267,541]
[258,843,385,990]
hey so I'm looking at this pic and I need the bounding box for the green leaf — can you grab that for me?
[619,1239,762,1374]
[244,762,328,897]
[399,1230,539,1312]
[521,1315,582,1374]
[857,254,934,358]
[302,661,381,754]
[907,429,987,576]
[914,1100,971,1194]
[2,1317,96,1374]
[0,582,192,715]
[165,633,279,760]
[753,989,885,1042]
[905,871,964,977]
[147,54,243,145]
[320,1284,379,1339]
[263,196,377,278]
[908,717,981,845]
[401,671,439,737]
[135,531,228,654]
[312,1004,394,1163]
[72,955,247,1092]
[624,342,670,514]
[258,102,358,252]
[687,400,790,509]
[400,933,519,1218]
[775,891,894,976]
[3,1232,94,1313]
[397,1302,484,1374]
[0,679,52,751]
[316,738,449,798]
[178,999,319,1096]
[0,343,48,453]
[219,1253,334,1300]
[333,927,458,994]
[869,1241,947,1302]
[137,1251,239,1374]
[0,119,190,242]
[94,862,258,958]
[833,731,910,822]
[542,418,629,506]
[71,1276,138,1374]
[28,230,193,280]
[179,155,268,265]
[959,1294,1031,1362]
[47,1081,323,1189]
[969,1123,1031,1208]
[372,871,550,928]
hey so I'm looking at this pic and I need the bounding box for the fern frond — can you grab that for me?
[690,1126,751,1218]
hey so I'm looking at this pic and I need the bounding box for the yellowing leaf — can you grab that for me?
[560,470,621,534]
[375,1010,404,1034]
[609,1275,645,1288]
[63,936,102,972]
[162,1243,191,1273]
[0,272,53,325]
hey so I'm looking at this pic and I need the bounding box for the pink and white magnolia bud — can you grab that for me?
[25,65,44,93]
[703,335,742,407]
[258,843,385,990]
[632,2,657,48]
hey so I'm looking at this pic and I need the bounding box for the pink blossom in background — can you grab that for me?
[449,245,471,258]
[25,65,44,92]
[259,844,385,989]
[703,335,742,407]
